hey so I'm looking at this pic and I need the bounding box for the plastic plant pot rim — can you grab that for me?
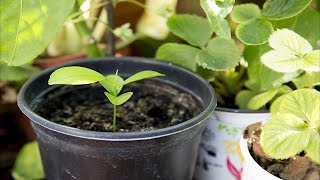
[215,106,269,114]
[17,57,217,141]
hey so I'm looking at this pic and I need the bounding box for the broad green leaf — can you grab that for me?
[248,85,292,110]
[196,38,241,71]
[305,131,320,164]
[230,4,261,23]
[303,50,320,72]
[156,43,200,72]
[235,19,273,45]
[100,75,124,96]
[0,64,39,81]
[0,0,75,66]
[261,0,312,20]
[167,15,213,47]
[261,50,302,73]
[235,90,256,109]
[12,141,44,180]
[200,0,234,39]
[261,113,311,159]
[123,70,164,85]
[292,72,320,88]
[48,66,105,85]
[104,92,133,106]
[270,94,285,113]
[268,29,312,56]
[277,89,320,125]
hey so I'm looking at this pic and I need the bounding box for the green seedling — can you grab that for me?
[48,66,164,132]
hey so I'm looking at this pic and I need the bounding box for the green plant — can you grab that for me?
[48,66,164,132]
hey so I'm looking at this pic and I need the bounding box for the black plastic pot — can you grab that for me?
[17,57,216,180]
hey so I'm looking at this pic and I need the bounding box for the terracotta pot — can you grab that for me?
[34,54,87,69]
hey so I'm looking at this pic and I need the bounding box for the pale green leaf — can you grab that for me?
[196,37,241,71]
[303,50,320,72]
[270,94,285,113]
[123,70,164,85]
[261,50,302,73]
[261,113,311,159]
[104,91,133,106]
[200,0,234,39]
[100,74,124,96]
[235,19,273,45]
[277,89,320,125]
[292,72,320,88]
[0,64,39,81]
[269,29,312,56]
[0,0,75,66]
[262,0,312,20]
[305,131,320,164]
[48,66,105,85]
[230,4,261,23]
[156,43,200,72]
[12,141,44,180]
[235,90,256,109]
[167,15,213,47]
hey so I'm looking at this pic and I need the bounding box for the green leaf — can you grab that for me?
[235,90,256,109]
[305,130,320,164]
[104,92,133,106]
[0,0,75,66]
[0,64,39,81]
[156,43,200,72]
[275,89,320,125]
[236,19,273,45]
[261,50,302,73]
[247,85,292,110]
[292,72,320,88]
[303,50,320,72]
[270,94,285,113]
[261,0,312,20]
[100,74,124,96]
[12,141,44,180]
[123,70,164,85]
[261,113,311,159]
[200,0,234,39]
[196,37,241,71]
[48,66,105,85]
[230,4,261,23]
[167,15,213,47]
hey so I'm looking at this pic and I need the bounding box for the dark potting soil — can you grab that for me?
[33,80,202,132]
[244,122,320,180]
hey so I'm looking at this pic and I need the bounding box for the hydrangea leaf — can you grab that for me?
[261,0,312,20]
[196,37,241,71]
[0,0,75,66]
[230,4,261,23]
[49,66,106,85]
[235,90,256,109]
[12,141,44,180]
[200,0,234,39]
[305,131,320,164]
[156,43,200,72]
[167,15,213,47]
[236,19,273,45]
[261,113,311,159]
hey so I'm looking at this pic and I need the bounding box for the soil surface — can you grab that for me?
[244,122,320,180]
[34,80,202,132]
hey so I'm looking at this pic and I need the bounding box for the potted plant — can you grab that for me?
[17,57,216,179]
[155,0,320,179]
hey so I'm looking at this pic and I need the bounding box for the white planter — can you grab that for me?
[194,107,271,180]
[240,137,281,180]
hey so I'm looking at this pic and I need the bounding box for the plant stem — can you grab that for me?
[73,1,102,57]
[113,105,117,132]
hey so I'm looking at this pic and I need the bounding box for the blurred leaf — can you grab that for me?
[167,15,213,47]
[262,0,312,20]
[104,92,133,105]
[196,37,241,71]
[113,23,133,41]
[230,4,261,23]
[0,64,39,81]
[235,90,256,109]
[12,141,44,180]
[292,72,320,88]
[156,43,200,72]
[48,66,105,85]
[200,0,234,38]
[236,19,273,45]
[0,0,75,66]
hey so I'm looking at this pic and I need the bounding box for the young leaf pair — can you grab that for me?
[48,66,165,132]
